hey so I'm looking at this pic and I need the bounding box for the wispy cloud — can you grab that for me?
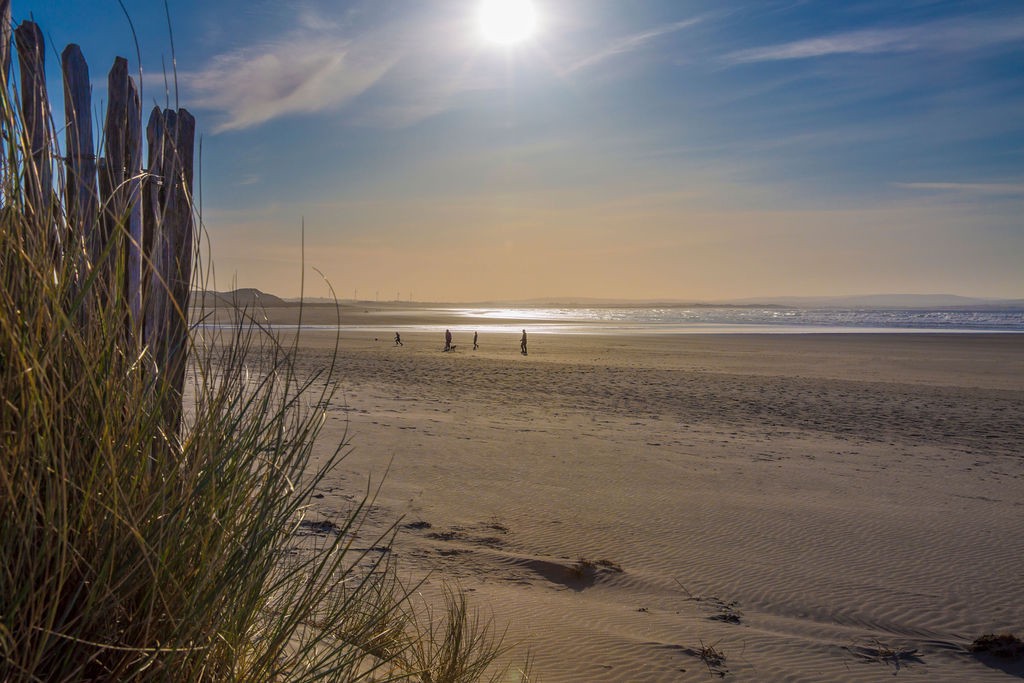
[727,15,1024,64]
[728,28,910,62]
[187,32,399,133]
[235,174,262,187]
[186,5,503,133]
[342,46,498,129]
[895,182,1024,196]
[562,18,702,74]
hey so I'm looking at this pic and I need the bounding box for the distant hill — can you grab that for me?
[195,288,288,308]
[195,291,1024,310]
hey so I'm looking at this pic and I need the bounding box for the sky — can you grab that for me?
[13,0,1024,302]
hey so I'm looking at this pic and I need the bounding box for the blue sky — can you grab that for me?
[15,0,1024,301]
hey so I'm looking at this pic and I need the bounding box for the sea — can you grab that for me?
[200,303,1024,335]
[432,305,1024,334]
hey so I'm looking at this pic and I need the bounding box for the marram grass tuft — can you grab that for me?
[0,29,525,683]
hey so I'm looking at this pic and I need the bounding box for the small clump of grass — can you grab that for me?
[970,633,1024,660]
[698,640,726,666]
[568,558,593,580]
[569,557,623,580]
[402,587,531,683]
[691,639,728,678]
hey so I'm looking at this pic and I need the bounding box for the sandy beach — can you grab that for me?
[265,314,1024,682]
[8,0,1021,677]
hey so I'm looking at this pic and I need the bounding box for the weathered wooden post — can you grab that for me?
[62,44,99,289]
[0,0,10,90]
[0,0,11,189]
[144,106,196,436]
[14,21,52,225]
[99,56,144,323]
[125,80,143,323]
[9,8,199,440]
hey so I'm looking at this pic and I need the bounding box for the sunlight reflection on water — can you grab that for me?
[198,306,1024,335]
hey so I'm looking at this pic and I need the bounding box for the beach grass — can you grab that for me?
[0,44,522,683]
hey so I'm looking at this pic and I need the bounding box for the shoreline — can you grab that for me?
[192,301,1024,335]
[202,322,1024,335]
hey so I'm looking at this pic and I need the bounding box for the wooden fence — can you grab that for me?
[2,0,196,437]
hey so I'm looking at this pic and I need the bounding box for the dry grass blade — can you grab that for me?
[844,637,923,673]
[400,587,529,683]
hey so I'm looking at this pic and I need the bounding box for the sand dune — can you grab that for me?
[284,330,1023,681]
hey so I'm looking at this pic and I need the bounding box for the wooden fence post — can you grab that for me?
[99,56,143,323]
[144,106,196,436]
[7,10,198,442]
[62,44,99,288]
[14,21,51,225]
[0,0,10,89]
[126,79,143,324]
[0,0,11,189]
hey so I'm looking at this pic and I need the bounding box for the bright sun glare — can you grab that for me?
[478,0,537,45]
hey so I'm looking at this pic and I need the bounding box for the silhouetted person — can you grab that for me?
[444,328,452,352]
[394,332,403,346]
[520,329,528,355]
[473,331,479,350]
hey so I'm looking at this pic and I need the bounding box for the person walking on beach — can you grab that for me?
[473,331,479,350]
[520,329,528,355]
[444,329,452,352]
[394,332,403,346]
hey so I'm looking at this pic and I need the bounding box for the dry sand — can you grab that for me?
[270,315,1023,681]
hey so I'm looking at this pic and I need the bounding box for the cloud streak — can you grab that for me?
[727,15,1024,64]
[186,23,403,132]
[562,18,702,74]
[185,5,505,133]
[896,182,1024,197]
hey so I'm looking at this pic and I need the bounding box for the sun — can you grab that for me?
[478,0,538,45]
